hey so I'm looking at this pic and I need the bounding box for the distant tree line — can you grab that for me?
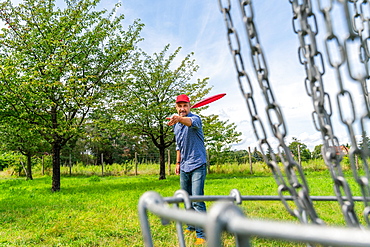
[208,134,369,166]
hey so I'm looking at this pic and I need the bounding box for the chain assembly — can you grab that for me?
[317,0,370,226]
[218,0,324,226]
[219,0,370,229]
[289,0,364,227]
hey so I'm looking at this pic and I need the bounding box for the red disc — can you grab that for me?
[191,93,226,109]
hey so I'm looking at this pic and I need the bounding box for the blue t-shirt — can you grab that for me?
[174,112,207,172]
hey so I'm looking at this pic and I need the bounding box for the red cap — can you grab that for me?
[176,94,190,103]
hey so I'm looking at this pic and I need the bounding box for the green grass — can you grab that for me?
[0,163,367,246]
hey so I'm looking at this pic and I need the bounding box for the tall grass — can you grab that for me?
[0,161,368,246]
[57,160,335,176]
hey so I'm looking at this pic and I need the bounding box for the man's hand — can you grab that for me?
[166,114,192,127]
[175,164,180,175]
[166,115,181,126]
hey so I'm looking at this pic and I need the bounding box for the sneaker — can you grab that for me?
[195,238,206,245]
[184,229,195,234]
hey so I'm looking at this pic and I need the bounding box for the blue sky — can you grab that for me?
[4,1,368,151]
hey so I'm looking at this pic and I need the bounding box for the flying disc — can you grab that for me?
[191,93,226,109]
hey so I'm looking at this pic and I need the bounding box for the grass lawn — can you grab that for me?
[0,167,366,246]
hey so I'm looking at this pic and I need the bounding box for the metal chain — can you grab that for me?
[341,0,370,112]
[319,0,370,226]
[290,0,363,227]
[218,0,324,226]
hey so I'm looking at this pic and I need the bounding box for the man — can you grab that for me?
[167,94,207,245]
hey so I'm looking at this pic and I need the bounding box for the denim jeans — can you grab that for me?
[180,164,207,239]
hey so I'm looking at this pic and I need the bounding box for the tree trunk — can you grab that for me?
[167,149,171,176]
[206,149,211,174]
[159,147,166,180]
[69,153,72,176]
[26,154,33,180]
[51,141,62,192]
[101,153,104,176]
[135,152,138,176]
[42,155,45,176]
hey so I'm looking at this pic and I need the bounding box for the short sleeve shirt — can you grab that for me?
[174,112,207,172]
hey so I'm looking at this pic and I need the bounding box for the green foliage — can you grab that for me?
[252,147,263,162]
[202,114,242,162]
[341,155,351,167]
[288,137,311,162]
[112,44,211,179]
[56,162,136,177]
[114,44,210,138]
[73,120,145,166]
[122,161,134,175]
[0,0,143,141]
[312,144,323,159]
[0,118,50,157]
[0,151,24,170]
[0,0,143,190]
[359,131,370,152]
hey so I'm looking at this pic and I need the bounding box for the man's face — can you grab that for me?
[175,102,190,117]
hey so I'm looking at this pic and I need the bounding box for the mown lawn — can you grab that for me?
[0,169,365,246]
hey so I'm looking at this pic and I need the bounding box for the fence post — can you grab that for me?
[20,161,28,177]
[248,147,253,174]
[101,153,104,176]
[206,150,211,174]
[42,155,45,176]
[69,153,72,176]
[167,149,171,175]
[135,152,138,176]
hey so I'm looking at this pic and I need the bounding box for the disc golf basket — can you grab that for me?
[139,1,370,246]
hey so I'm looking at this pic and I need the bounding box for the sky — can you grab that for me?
[119,1,368,151]
[4,1,369,151]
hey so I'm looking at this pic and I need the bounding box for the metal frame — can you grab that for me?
[139,189,370,247]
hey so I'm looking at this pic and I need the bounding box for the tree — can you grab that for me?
[81,117,144,165]
[289,137,311,162]
[0,118,50,179]
[233,149,250,164]
[0,0,143,191]
[252,147,263,162]
[312,144,323,159]
[202,114,242,165]
[113,45,211,179]
[359,131,370,152]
